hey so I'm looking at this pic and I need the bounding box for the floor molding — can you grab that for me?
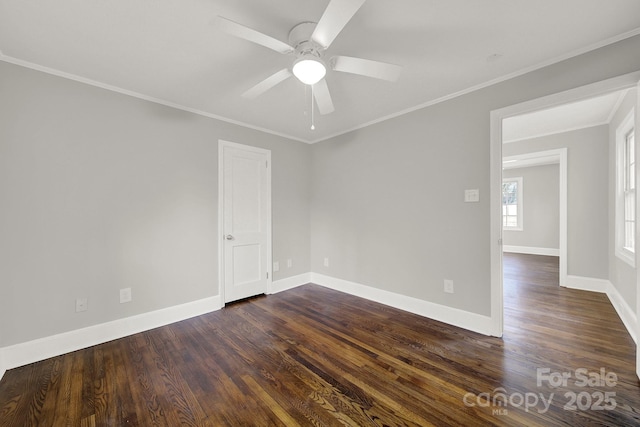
[565,275,610,293]
[310,273,495,336]
[606,283,638,344]
[0,349,6,382]
[503,245,560,256]
[2,271,634,384]
[566,275,637,343]
[0,296,222,380]
[270,273,311,294]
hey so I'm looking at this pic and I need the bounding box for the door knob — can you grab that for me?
[225,234,234,240]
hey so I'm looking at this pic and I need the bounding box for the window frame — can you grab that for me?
[615,109,636,267]
[502,176,523,231]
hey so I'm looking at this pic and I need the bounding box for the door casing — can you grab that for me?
[490,71,640,344]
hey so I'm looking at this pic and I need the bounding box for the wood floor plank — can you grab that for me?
[1,253,640,425]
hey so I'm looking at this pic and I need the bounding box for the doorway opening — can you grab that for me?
[490,71,640,340]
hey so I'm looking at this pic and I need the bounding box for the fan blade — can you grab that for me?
[313,79,335,115]
[311,0,366,49]
[331,55,402,82]
[215,16,294,54]
[242,69,292,99]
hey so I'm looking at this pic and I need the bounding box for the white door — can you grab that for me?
[219,141,271,303]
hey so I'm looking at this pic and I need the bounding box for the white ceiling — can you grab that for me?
[1,0,640,143]
[502,89,630,143]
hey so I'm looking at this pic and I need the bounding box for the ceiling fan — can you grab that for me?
[215,0,402,116]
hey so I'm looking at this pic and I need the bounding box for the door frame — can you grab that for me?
[218,139,272,305]
[490,70,640,338]
[502,148,568,286]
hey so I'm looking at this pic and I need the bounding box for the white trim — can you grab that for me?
[607,283,638,344]
[615,109,636,267]
[565,275,610,293]
[3,28,640,146]
[503,121,610,144]
[311,28,640,144]
[502,153,560,169]
[606,89,632,124]
[270,273,311,294]
[503,149,567,286]
[0,296,221,380]
[310,273,495,336]
[565,276,637,344]
[0,55,309,144]
[636,78,640,380]
[503,246,560,256]
[490,109,504,337]
[0,348,6,382]
[217,140,273,304]
[490,72,640,337]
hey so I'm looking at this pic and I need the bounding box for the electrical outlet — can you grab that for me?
[273,261,280,272]
[75,298,88,312]
[444,280,454,294]
[287,259,292,268]
[120,288,132,304]
[324,257,329,267]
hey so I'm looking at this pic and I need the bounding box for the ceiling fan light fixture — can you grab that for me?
[292,55,326,85]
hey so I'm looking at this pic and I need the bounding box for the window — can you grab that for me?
[502,177,523,231]
[616,109,635,267]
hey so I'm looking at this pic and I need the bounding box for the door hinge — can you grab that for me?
[266,160,268,168]
[266,272,269,279]
[498,238,503,245]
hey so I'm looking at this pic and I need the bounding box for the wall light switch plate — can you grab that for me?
[273,261,280,272]
[464,189,480,203]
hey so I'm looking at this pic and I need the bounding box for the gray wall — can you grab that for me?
[311,35,640,316]
[503,164,560,250]
[503,126,609,280]
[0,61,311,347]
[608,89,637,310]
[2,34,640,347]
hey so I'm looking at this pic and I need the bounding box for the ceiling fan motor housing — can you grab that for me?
[289,22,323,60]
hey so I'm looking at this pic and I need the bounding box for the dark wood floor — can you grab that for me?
[1,253,639,426]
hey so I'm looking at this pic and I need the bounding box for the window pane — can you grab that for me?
[625,221,635,252]
[502,178,521,229]
[629,131,636,190]
[625,191,635,221]
[624,189,635,251]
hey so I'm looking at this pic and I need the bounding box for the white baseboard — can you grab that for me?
[270,273,311,294]
[0,349,6,383]
[503,245,560,256]
[565,275,637,344]
[2,272,635,384]
[310,273,495,336]
[565,275,610,293]
[606,283,638,344]
[0,296,222,381]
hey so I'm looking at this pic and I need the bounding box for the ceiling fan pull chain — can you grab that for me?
[311,84,316,130]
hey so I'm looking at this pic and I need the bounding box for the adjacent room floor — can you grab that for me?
[0,253,638,426]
